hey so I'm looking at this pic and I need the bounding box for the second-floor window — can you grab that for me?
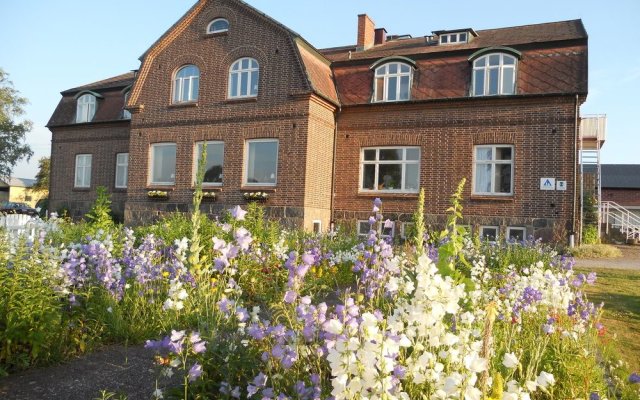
[76,94,96,123]
[472,53,517,96]
[360,147,420,192]
[173,65,200,103]
[473,145,514,195]
[374,62,412,102]
[229,58,259,99]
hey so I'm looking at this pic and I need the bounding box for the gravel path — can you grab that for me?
[575,244,640,271]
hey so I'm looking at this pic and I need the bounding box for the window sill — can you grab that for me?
[168,102,198,109]
[470,195,514,202]
[225,97,258,104]
[72,187,91,192]
[358,192,419,199]
[240,186,276,192]
[146,186,175,191]
[113,188,127,193]
[192,186,222,191]
[203,31,228,38]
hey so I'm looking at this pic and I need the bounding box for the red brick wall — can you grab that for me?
[334,95,580,239]
[603,188,640,207]
[49,122,130,219]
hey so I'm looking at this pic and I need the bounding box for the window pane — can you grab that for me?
[502,67,515,94]
[241,58,249,69]
[441,35,449,44]
[247,141,278,184]
[388,63,398,74]
[503,56,515,65]
[404,163,419,190]
[192,77,200,100]
[400,64,410,73]
[362,164,376,190]
[375,77,385,101]
[405,148,420,160]
[379,149,402,161]
[153,145,176,184]
[496,147,512,160]
[364,149,377,161]
[495,164,512,193]
[488,68,499,95]
[474,70,484,96]
[387,76,397,101]
[250,70,259,96]
[378,164,402,190]
[475,164,492,193]
[375,66,386,76]
[358,221,371,235]
[476,147,492,161]
[508,228,525,241]
[230,73,238,97]
[475,57,486,67]
[240,72,248,96]
[450,35,458,43]
[481,227,497,241]
[198,143,224,184]
[489,54,500,66]
[399,75,410,100]
[459,33,467,42]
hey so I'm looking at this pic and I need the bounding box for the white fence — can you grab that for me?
[0,214,39,238]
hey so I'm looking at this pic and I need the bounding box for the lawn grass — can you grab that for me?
[580,267,640,372]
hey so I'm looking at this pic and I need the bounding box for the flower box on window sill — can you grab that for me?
[147,190,169,200]
[243,191,269,202]
[197,191,218,201]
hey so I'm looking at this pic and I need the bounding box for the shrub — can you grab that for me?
[583,225,601,245]
[568,244,623,259]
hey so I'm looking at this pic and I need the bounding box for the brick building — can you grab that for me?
[601,165,640,219]
[48,0,589,241]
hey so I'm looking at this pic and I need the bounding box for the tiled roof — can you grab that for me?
[61,72,136,95]
[295,40,339,105]
[320,20,587,62]
[601,165,640,189]
[0,178,35,188]
[48,73,135,127]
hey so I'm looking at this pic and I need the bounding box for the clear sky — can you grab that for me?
[2,0,638,179]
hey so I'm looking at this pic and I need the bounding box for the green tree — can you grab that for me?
[32,157,50,192]
[0,68,33,179]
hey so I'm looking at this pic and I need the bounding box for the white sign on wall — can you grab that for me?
[556,180,567,191]
[540,178,556,191]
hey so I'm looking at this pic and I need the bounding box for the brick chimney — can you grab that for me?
[374,28,387,45]
[357,14,375,51]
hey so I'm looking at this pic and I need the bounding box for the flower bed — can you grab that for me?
[148,190,169,199]
[243,191,269,201]
[1,196,638,399]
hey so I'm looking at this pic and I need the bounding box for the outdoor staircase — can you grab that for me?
[601,201,640,241]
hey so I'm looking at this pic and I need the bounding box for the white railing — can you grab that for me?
[0,214,38,239]
[601,201,640,240]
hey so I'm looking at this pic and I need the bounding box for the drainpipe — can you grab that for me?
[330,106,340,232]
[573,94,579,245]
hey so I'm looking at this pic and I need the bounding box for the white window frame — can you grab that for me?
[115,153,129,189]
[357,220,395,239]
[76,94,96,123]
[149,143,177,186]
[400,222,414,239]
[439,32,468,45]
[313,220,322,234]
[207,18,229,34]
[374,62,412,102]
[480,226,499,241]
[472,53,517,96]
[193,141,224,187]
[244,139,278,186]
[507,227,526,241]
[229,57,259,99]
[74,154,92,188]
[172,65,200,103]
[360,146,420,193]
[472,145,514,196]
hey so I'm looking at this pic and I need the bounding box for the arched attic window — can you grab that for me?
[469,47,521,96]
[172,65,200,103]
[371,58,415,102]
[207,18,229,34]
[229,57,259,98]
[75,93,99,123]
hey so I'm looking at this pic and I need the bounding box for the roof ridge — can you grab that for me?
[62,72,135,94]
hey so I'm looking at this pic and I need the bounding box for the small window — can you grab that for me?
[76,94,96,123]
[313,220,322,234]
[472,53,517,96]
[374,62,412,102]
[245,139,278,186]
[473,145,513,196]
[122,91,131,119]
[358,220,395,239]
[207,18,229,34]
[507,227,526,242]
[150,143,177,185]
[75,154,92,188]
[439,32,469,45]
[229,58,259,99]
[480,226,499,241]
[173,65,200,103]
[115,153,129,189]
[194,141,224,186]
[360,147,420,193]
[400,222,414,239]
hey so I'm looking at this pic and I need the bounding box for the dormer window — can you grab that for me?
[207,18,229,34]
[440,32,468,44]
[472,53,517,96]
[76,94,96,123]
[373,62,413,102]
[122,90,131,119]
